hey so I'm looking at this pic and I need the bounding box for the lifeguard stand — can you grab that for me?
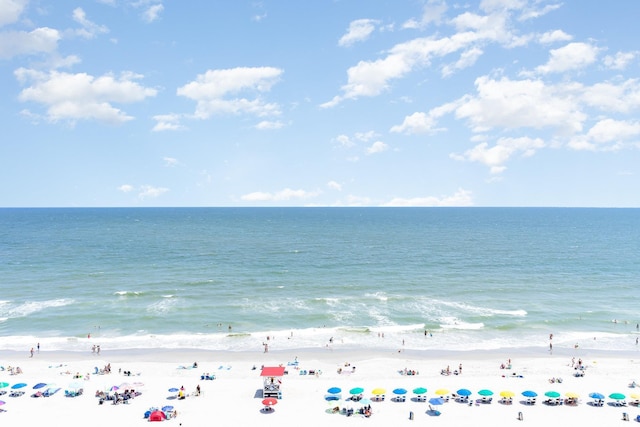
[261,366,285,399]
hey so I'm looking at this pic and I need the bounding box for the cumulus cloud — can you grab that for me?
[240,188,321,202]
[403,0,447,29]
[338,19,379,47]
[535,42,600,74]
[16,69,158,124]
[71,7,109,39]
[143,4,164,23]
[0,0,28,27]
[138,185,169,199]
[118,184,134,193]
[152,113,186,131]
[0,27,61,59]
[451,136,545,173]
[381,188,473,207]
[255,120,284,130]
[327,181,342,191]
[538,29,572,44]
[177,66,283,119]
[366,141,388,155]
[603,51,638,70]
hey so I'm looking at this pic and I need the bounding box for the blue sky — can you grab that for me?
[1,0,639,207]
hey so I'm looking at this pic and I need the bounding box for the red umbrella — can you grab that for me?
[262,397,278,406]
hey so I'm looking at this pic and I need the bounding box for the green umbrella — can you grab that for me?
[349,387,364,395]
[609,393,626,400]
[478,389,493,396]
[545,391,561,398]
[413,387,427,395]
[0,382,9,389]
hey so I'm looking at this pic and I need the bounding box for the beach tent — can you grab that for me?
[149,410,166,422]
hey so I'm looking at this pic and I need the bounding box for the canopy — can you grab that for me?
[261,367,286,377]
[565,392,579,398]
[457,389,472,397]
[33,383,47,389]
[371,388,386,395]
[11,383,27,389]
[500,390,515,398]
[589,392,604,400]
[429,397,445,405]
[478,389,493,396]
[413,387,427,395]
[545,391,560,398]
[435,389,449,396]
[609,393,625,400]
[349,387,364,395]
[262,397,278,406]
[149,410,166,422]
[393,388,407,395]
[327,387,341,394]
[522,390,537,397]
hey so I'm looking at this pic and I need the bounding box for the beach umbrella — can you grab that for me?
[629,393,640,399]
[161,405,174,412]
[32,383,47,390]
[500,390,515,398]
[327,387,341,394]
[325,394,341,401]
[393,388,407,395]
[429,397,445,405]
[565,392,580,398]
[545,391,560,399]
[110,385,119,392]
[11,383,26,389]
[359,398,372,406]
[0,382,8,389]
[522,390,537,398]
[457,388,472,397]
[262,397,278,407]
[413,387,427,395]
[168,388,179,393]
[68,382,83,391]
[478,389,494,397]
[609,393,625,400]
[435,388,449,396]
[349,387,364,395]
[0,400,4,405]
[372,388,386,395]
[589,392,604,400]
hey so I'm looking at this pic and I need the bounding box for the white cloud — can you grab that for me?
[240,188,320,202]
[152,113,186,131]
[442,46,483,77]
[16,69,158,124]
[354,130,378,141]
[536,42,600,74]
[0,0,28,27]
[586,118,640,144]
[338,19,379,47]
[538,29,572,44]
[335,134,355,148]
[0,27,60,59]
[603,51,637,70]
[255,120,284,130]
[366,141,388,155]
[142,3,164,23]
[450,136,545,172]
[163,157,179,167]
[455,76,586,134]
[138,185,169,199]
[118,184,134,193]
[403,0,447,29]
[518,2,562,21]
[391,102,457,134]
[579,79,640,114]
[71,7,109,39]
[177,67,283,119]
[327,181,342,191]
[381,188,473,207]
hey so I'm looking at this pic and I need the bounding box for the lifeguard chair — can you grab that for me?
[261,366,285,399]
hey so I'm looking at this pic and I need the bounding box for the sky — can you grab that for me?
[1,0,640,207]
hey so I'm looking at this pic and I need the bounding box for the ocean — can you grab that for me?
[0,208,638,354]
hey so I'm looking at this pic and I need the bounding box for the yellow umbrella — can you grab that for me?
[500,390,515,398]
[565,392,580,398]
[435,388,450,396]
[371,388,386,395]
[630,393,640,400]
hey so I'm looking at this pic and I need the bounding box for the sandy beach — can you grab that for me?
[1,346,638,426]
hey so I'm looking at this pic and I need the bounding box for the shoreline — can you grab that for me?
[1,345,638,426]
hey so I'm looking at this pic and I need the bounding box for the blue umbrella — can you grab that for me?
[168,388,179,393]
[327,387,341,394]
[33,383,47,390]
[429,397,445,405]
[11,383,27,389]
[325,395,340,401]
[457,388,472,397]
[522,390,537,398]
[393,388,407,395]
[589,392,604,400]
[162,405,174,412]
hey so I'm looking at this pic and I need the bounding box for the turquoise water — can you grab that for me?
[0,208,638,353]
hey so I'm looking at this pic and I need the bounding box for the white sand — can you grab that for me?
[1,347,639,426]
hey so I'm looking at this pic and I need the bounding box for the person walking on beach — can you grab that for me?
[30,347,34,358]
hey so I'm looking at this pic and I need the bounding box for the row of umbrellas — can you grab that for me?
[325,386,636,401]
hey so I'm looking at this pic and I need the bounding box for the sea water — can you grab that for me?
[0,208,638,354]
